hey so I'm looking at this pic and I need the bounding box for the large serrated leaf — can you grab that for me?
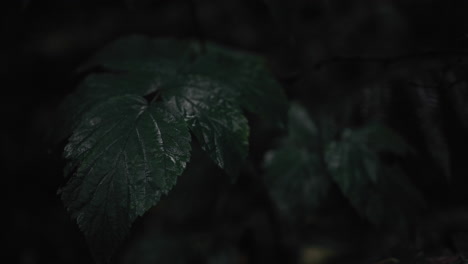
[325,124,425,230]
[59,35,288,262]
[60,95,191,263]
[58,71,161,140]
[60,35,287,172]
[85,35,288,125]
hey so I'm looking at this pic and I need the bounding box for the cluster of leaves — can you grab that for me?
[57,34,457,264]
[264,103,426,231]
[58,35,288,263]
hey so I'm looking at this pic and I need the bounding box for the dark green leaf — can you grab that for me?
[325,125,425,230]
[346,124,412,155]
[58,72,161,140]
[264,103,331,219]
[189,44,289,126]
[59,35,288,261]
[265,146,331,219]
[61,35,287,171]
[84,35,288,126]
[60,95,191,262]
[163,75,249,175]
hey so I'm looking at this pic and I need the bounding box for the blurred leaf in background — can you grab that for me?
[266,102,426,234]
[325,124,426,231]
[264,103,333,222]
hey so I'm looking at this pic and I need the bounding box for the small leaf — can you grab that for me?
[61,95,191,262]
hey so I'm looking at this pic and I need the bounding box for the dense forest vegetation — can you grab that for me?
[4,0,468,263]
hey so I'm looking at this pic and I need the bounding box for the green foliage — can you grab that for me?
[60,95,191,262]
[265,104,426,230]
[59,35,288,263]
[62,35,287,171]
[162,75,249,175]
[187,43,288,126]
[325,125,426,230]
[264,104,332,219]
[121,146,235,264]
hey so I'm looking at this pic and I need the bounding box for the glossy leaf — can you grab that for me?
[60,35,286,172]
[85,35,288,126]
[60,95,191,262]
[58,71,161,140]
[60,35,288,262]
[163,75,249,175]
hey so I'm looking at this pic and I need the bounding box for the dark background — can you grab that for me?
[4,0,468,263]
